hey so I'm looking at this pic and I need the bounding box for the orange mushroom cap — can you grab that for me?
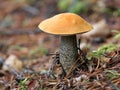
[38,13,93,35]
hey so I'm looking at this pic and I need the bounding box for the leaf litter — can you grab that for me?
[0,0,120,90]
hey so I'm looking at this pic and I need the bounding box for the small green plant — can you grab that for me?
[104,70,120,80]
[29,45,48,56]
[28,0,35,5]
[112,30,120,39]
[19,78,28,90]
[10,45,27,51]
[114,9,120,16]
[87,44,120,60]
[69,1,87,13]
[38,88,43,90]
[57,0,87,13]
[103,8,120,16]
[114,33,120,39]
[57,0,72,11]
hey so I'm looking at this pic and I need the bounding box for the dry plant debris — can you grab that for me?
[0,47,120,89]
[0,0,120,90]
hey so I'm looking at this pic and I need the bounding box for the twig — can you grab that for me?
[47,52,59,79]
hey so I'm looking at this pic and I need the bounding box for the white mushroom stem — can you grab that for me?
[60,35,78,74]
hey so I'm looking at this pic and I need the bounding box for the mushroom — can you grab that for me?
[38,13,93,76]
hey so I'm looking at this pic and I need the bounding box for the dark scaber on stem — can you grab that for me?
[60,35,79,75]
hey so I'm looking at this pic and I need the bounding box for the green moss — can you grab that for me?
[87,44,120,60]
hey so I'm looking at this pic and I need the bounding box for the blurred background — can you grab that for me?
[0,0,120,71]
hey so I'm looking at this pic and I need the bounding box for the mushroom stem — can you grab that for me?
[60,35,78,75]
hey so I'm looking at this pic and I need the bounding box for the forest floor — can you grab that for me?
[0,0,120,90]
